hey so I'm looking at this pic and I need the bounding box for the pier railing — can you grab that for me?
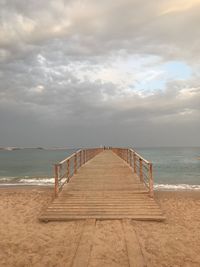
[54,148,103,197]
[112,148,154,197]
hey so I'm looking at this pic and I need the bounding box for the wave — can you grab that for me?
[154,183,200,190]
[0,177,54,186]
[19,178,54,185]
[0,177,18,181]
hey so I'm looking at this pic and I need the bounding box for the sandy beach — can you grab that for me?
[1,187,200,267]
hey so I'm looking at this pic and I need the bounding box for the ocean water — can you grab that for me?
[0,149,76,185]
[0,147,200,190]
[136,147,200,190]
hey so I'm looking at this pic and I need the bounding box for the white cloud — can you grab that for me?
[30,85,45,94]
[179,87,200,98]
[161,0,200,15]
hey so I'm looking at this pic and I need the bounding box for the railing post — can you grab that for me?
[133,153,137,173]
[74,153,77,174]
[149,163,154,197]
[83,150,86,164]
[80,150,82,167]
[67,159,70,181]
[54,164,59,197]
[130,151,133,169]
[139,158,143,182]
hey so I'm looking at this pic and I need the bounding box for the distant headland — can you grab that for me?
[0,147,76,151]
[0,147,44,151]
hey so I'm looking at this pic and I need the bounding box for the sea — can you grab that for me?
[0,147,200,190]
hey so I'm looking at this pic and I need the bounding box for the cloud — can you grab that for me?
[1,0,200,61]
[161,0,200,15]
[0,0,199,147]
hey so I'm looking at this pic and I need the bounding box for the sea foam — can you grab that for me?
[154,183,200,190]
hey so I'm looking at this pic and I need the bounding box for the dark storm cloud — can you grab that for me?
[0,0,200,147]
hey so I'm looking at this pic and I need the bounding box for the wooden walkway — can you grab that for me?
[39,150,165,221]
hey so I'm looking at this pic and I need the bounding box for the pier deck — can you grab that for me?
[39,150,165,221]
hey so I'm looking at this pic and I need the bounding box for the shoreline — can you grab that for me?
[0,184,53,188]
[1,184,199,193]
[1,183,200,192]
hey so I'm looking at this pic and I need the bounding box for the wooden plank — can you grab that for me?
[55,199,153,203]
[71,219,96,267]
[122,219,147,267]
[46,206,162,210]
[50,205,158,209]
[47,203,161,206]
[39,215,165,221]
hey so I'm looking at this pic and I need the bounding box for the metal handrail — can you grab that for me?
[54,148,103,197]
[111,147,154,197]
[54,147,154,198]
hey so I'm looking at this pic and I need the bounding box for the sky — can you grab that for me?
[0,0,200,148]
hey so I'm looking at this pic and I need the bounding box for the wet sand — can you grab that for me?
[1,187,200,267]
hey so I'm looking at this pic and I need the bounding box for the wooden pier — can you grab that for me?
[39,148,165,222]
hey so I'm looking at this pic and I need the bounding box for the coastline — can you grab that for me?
[1,184,200,194]
[0,184,53,189]
[1,182,200,191]
[1,187,200,266]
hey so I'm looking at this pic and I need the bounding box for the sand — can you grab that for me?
[1,187,200,267]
